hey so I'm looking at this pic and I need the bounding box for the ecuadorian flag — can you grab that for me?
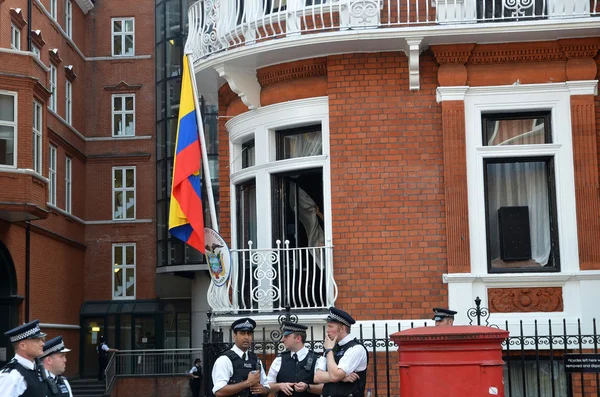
[168,55,205,253]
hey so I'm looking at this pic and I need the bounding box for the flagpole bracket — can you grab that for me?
[214,64,261,110]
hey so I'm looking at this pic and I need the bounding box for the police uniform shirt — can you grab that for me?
[267,346,314,383]
[211,345,269,394]
[47,371,73,397]
[315,334,367,374]
[189,365,200,375]
[0,354,41,397]
[99,343,109,353]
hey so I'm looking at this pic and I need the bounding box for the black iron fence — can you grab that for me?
[201,301,600,397]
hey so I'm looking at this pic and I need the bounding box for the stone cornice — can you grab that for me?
[257,58,327,87]
[31,30,46,48]
[558,38,600,59]
[10,8,27,29]
[430,43,475,65]
[103,81,142,92]
[469,42,565,64]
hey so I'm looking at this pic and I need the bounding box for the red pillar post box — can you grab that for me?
[390,326,509,397]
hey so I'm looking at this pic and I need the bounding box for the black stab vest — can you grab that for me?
[224,350,259,397]
[275,350,318,397]
[321,339,368,397]
[0,358,49,397]
[52,377,70,397]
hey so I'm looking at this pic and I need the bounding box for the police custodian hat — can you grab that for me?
[281,321,308,336]
[432,308,457,321]
[40,336,71,359]
[4,320,47,343]
[326,307,356,328]
[231,318,257,332]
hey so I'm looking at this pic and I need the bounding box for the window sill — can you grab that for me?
[443,271,599,286]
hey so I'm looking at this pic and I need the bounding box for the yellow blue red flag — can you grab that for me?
[168,55,205,253]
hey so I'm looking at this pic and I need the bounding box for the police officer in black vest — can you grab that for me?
[314,307,368,397]
[211,318,271,397]
[0,319,48,397]
[41,336,73,397]
[267,321,323,396]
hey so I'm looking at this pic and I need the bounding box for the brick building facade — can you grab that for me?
[0,0,162,377]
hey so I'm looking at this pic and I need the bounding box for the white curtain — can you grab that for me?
[289,186,325,269]
[504,360,568,397]
[487,161,551,266]
[284,131,322,158]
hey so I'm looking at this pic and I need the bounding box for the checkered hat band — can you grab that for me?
[41,341,65,358]
[328,313,350,327]
[283,325,306,333]
[9,326,41,343]
[234,320,253,330]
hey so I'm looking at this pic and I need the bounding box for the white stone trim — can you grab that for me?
[436,86,469,102]
[87,135,152,141]
[39,323,80,330]
[85,219,152,225]
[86,55,152,61]
[441,82,600,332]
[48,203,85,224]
[0,167,49,184]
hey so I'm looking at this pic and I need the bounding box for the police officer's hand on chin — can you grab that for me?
[323,333,338,350]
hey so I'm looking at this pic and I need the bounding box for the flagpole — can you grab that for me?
[186,54,219,233]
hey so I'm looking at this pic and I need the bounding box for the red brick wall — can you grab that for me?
[112,376,191,397]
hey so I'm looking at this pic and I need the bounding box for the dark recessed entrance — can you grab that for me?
[0,241,23,367]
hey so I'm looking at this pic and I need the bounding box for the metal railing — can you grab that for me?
[208,241,338,313]
[109,348,203,377]
[186,0,599,59]
[105,352,117,395]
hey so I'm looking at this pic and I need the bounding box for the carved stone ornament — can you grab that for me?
[558,38,600,59]
[469,43,566,64]
[31,30,46,48]
[103,81,142,92]
[488,287,564,313]
[49,48,62,65]
[430,43,476,65]
[258,58,327,88]
[10,8,27,29]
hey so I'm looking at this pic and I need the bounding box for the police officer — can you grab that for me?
[40,336,73,397]
[0,319,48,397]
[314,307,368,397]
[432,308,457,326]
[97,336,118,381]
[188,358,203,397]
[267,321,323,396]
[211,318,271,397]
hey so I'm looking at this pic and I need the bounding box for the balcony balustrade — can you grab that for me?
[208,240,337,313]
[187,0,599,60]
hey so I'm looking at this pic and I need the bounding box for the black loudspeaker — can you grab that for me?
[498,206,532,261]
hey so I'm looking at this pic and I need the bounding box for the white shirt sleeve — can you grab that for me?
[258,359,269,389]
[336,345,368,375]
[101,344,110,352]
[189,366,198,375]
[211,355,233,393]
[266,356,282,384]
[0,369,27,397]
[63,378,74,397]
[314,356,327,372]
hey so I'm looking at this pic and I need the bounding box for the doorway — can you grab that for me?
[0,242,21,368]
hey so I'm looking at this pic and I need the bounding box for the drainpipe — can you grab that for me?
[27,0,33,51]
[25,222,30,322]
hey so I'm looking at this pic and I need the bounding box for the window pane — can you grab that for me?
[155,42,165,82]
[114,192,124,219]
[125,268,135,297]
[0,125,15,166]
[166,118,178,157]
[166,1,181,38]
[114,169,123,188]
[114,114,123,135]
[156,4,165,42]
[114,245,123,266]
[125,97,134,111]
[125,20,134,32]
[486,160,555,270]
[125,191,135,218]
[166,40,182,77]
[113,20,122,33]
[114,36,122,55]
[126,246,135,265]
[125,36,134,55]
[278,128,322,160]
[484,116,548,146]
[113,269,123,297]
[125,114,134,136]
[0,95,15,121]
[125,169,135,187]
[166,78,181,118]
[113,96,122,111]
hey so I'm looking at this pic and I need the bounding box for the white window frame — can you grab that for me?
[49,64,57,112]
[0,91,18,168]
[111,18,135,57]
[111,94,136,136]
[32,101,43,174]
[65,80,72,124]
[228,97,332,251]
[111,243,136,299]
[65,156,72,213]
[463,84,580,277]
[65,0,72,38]
[50,0,57,19]
[112,166,136,220]
[32,45,40,59]
[11,24,20,50]
[49,145,57,205]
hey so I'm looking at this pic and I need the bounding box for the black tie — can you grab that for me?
[243,353,247,361]
[292,353,298,362]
